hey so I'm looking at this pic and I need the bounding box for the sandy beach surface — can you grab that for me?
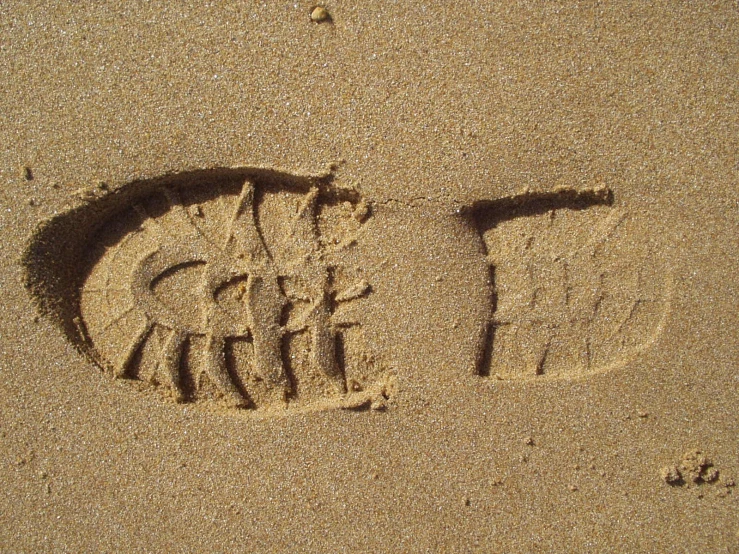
[1,2,737,552]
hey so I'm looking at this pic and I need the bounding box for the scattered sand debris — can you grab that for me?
[637,411,649,418]
[702,467,719,483]
[661,450,729,489]
[660,465,682,485]
[680,450,716,483]
[716,478,736,498]
[310,6,330,22]
[523,436,534,446]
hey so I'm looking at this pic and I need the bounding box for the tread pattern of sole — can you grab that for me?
[469,187,671,380]
[25,169,392,412]
[22,169,671,411]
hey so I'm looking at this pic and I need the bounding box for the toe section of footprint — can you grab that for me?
[22,168,391,414]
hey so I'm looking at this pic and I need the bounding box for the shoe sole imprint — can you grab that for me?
[23,167,393,413]
[466,187,672,380]
[22,168,671,412]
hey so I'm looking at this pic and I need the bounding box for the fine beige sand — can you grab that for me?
[1,2,737,552]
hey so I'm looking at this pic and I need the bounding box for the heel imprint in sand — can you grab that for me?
[23,169,669,410]
[467,187,670,380]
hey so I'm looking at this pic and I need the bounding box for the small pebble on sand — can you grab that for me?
[310,6,330,22]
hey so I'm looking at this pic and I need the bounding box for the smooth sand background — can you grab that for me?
[1,2,737,551]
